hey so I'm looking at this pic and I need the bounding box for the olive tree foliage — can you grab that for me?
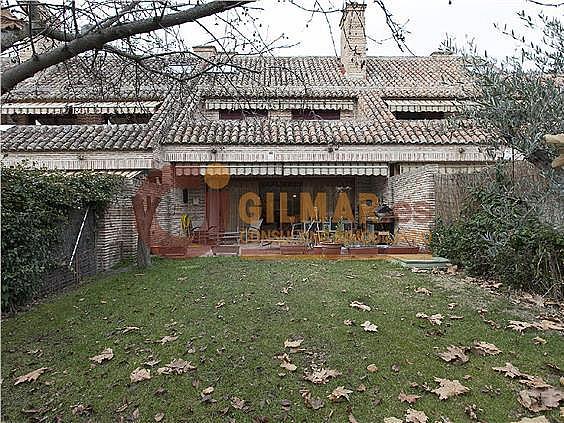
[447,11,564,181]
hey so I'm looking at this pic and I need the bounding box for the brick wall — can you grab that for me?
[153,182,206,239]
[95,176,143,270]
[385,165,439,247]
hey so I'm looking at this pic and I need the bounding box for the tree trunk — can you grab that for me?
[137,236,151,268]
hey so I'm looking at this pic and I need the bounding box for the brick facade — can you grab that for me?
[385,165,439,248]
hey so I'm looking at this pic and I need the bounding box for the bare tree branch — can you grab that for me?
[1,0,252,93]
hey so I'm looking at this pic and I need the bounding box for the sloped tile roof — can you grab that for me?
[2,54,197,102]
[197,55,473,97]
[145,54,481,146]
[2,53,483,151]
[1,124,149,151]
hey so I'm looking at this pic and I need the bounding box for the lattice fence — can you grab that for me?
[434,162,563,228]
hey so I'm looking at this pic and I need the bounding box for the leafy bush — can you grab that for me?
[1,166,122,310]
[431,170,563,298]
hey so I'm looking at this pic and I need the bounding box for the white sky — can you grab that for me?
[182,0,562,59]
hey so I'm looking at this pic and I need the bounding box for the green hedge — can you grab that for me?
[430,171,563,298]
[1,166,122,310]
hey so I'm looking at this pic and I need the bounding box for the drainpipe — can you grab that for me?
[68,207,89,269]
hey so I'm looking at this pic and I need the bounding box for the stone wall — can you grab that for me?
[385,165,439,248]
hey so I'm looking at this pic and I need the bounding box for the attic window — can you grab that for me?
[385,98,461,120]
[393,111,446,120]
[219,109,268,120]
[291,109,340,120]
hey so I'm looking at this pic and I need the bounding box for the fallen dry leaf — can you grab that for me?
[90,348,114,364]
[158,335,178,344]
[71,404,93,416]
[348,413,359,423]
[533,336,547,345]
[416,312,444,325]
[284,339,303,349]
[438,345,469,363]
[14,368,49,385]
[154,412,164,422]
[535,319,564,332]
[215,300,225,309]
[231,396,247,410]
[328,386,353,402]
[518,387,563,412]
[300,389,324,410]
[343,319,354,326]
[130,368,151,383]
[122,326,140,333]
[367,364,378,373]
[492,362,530,379]
[405,408,428,423]
[510,417,550,423]
[304,367,342,384]
[157,359,196,375]
[202,386,214,395]
[384,419,403,423]
[507,320,535,333]
[398,391,421,404]
[432,377,470,400]
[361,320,378,332]
[519,376,552,389]
[415,287,432,295]
[472,341,502,356]
[507,319,564,333]
[280,360,297,372]
[350,301,371,311]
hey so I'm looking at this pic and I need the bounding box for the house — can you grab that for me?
[1,2,495,262]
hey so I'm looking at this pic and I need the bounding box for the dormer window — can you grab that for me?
[393,111,446,120]
[219,109,268,120]
[291,109,340,120]
[385,99,461,121]
[0,101,160,125]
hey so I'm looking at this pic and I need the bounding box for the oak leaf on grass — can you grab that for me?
[432,377,470,400]
[90,348,114,364]
[14,367,49,385]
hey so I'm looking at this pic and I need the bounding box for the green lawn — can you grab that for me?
[2,258,563,422]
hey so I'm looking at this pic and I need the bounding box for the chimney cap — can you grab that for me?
[343,2,367,11]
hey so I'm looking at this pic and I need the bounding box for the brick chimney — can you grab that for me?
[340,2,367,79]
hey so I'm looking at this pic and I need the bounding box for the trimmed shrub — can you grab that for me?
[431,170,563,298]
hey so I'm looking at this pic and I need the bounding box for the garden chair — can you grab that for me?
[244,218,263,243]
